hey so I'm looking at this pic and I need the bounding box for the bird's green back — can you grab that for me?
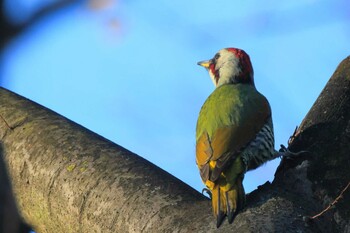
[196,84,269,142]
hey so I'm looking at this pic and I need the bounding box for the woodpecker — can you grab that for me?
[196,48,278,227]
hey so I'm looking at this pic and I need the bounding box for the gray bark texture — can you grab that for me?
[0,56,349,232]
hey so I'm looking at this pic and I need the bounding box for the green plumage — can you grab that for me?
[195,83,271,227]
[196,83,268,142]
[196,47,274,228]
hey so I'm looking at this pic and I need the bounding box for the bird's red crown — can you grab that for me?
[198,48,254,87]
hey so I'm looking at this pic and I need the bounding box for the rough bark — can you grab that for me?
[0,87,215,232]
[0,146,31,232]
[0,56,349,232]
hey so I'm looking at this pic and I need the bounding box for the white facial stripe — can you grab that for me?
[215,49,241,87]
[209,69,217,86]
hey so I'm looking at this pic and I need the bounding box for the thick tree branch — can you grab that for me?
[0,88,217,232]
[0,56,349,232]
[275,55,350,232]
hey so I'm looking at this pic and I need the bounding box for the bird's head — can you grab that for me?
[197,48,254,88]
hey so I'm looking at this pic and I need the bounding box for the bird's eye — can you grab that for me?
[214,53,220,60]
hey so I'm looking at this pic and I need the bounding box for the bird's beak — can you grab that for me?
[197,60,211,69]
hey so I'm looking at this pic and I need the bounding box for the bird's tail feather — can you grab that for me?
[211,177,245,228]
[227,176,245,223]
[211,185,226,228]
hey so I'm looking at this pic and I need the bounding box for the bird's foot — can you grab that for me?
[278,144,310,159]
[202,188,212,199]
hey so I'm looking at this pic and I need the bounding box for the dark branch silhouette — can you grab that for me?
[0,0,84,47]
[0,0,86,87]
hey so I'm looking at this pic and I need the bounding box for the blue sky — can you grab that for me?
[2,0,350,193]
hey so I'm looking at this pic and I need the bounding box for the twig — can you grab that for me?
[0,114,13,130]
[288,126,299,146]
[306,181,350,220]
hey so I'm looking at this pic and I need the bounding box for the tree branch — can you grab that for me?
[0,56,349,232]
[0,88,217,232]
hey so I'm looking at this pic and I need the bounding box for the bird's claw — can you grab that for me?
[202,188,212,199]
[278,144,310,159]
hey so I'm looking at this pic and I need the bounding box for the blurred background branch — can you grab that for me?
[1,0,84,49]
[0,0,119,86]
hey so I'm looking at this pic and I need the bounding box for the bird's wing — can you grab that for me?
[196,84,271,183]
